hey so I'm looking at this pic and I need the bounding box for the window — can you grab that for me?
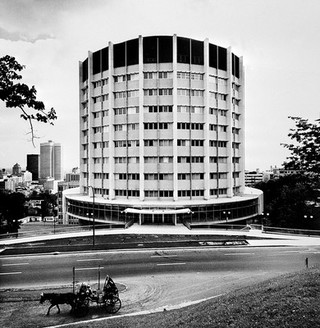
[159,88,172,96]
[159,139,173,146]
[210,157,228,163]
[177,89,204,97]
[177,106,204,114]
[210,172,227,179]
[177,72,203,80]
[144,89,157,96]
[177,157,204,163]
[144,122,171,130]
[210,140,228,147]
[144,139,156,147]
[209,124,227,132]
[177,122,204,130]
[177,139,204,147]
[210,188,227,196]
[159,156,173,163]
[232,127,240,135]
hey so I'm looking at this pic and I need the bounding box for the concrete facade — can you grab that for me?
[64,35,262,226]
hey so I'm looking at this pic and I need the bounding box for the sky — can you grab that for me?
[0,0,320,173]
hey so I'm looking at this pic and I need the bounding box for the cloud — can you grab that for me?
[0,26,54,43]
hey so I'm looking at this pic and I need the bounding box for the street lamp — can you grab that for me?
[87,186,95,247]
[261,212,269,231]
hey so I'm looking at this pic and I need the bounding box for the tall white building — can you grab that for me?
[64,35,262,226]
[40,140,62,182]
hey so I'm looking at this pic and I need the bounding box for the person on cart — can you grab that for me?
[103,275,118,300]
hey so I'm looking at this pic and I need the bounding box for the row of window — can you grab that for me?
[210,140,227,147]
[144,72,172,79]
[87,173,239,182]
[90,124,239,134]
[92,79,108,88]
[144,139,173,147]
[114,156,140,164]
[93,110,109,118]
[88,107,235,118]
[91,90,231,102]
[210,92,227,101]
[91,72,232,84]
[177,72,203,80]
[177,89,204,97]
[115,189,140,197]
[147,105,173,113]
[93,94,108,103]
[177,122,204,130]
[178,173,204,180]
[114,107,139,115]
[114,123,139,131]
[114,90,139,98]
[83,155,240,164]
[144,88,173,96]
[114,73,139,82]
[144,122,171,129]
[178,190,204,197]
[116,173,140,180]
[209,124,228,132]
[144,190,173,197]
[177,139,203,146]
[92,157,109,164]
[145,173,173,180]
[93,173,109,179]
[114,140,140,147]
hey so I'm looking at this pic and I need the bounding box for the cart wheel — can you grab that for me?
[74,300,89,317]
[105,296,121,314]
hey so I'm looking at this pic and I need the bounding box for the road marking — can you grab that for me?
[224,253,255,256]
[76,259,103,262]
[156,262,186,266]
[75,267,104,271]
[0,271,22,275]
[151,255,178,258]
[2,262,29,266]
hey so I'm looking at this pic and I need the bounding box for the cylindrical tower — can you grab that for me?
[67,35,262,226]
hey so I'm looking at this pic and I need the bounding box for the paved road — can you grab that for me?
[2,245,320,313]
[1,245,319,289]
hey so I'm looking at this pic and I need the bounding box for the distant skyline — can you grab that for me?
[1,0,320,172]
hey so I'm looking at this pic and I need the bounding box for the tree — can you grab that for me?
[255,174,318,229]
[282,116,320,174]
[0,190,26,234]
[0,55,57,145]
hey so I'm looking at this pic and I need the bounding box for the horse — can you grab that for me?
[40,292,76,315]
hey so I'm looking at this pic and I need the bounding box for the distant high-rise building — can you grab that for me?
[40,140,62,181]
[12,163,22,176]
[27,154,40,181]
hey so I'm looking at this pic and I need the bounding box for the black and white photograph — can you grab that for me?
[1,0,320,327]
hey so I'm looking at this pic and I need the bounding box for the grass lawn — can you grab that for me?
[1,268,319,328]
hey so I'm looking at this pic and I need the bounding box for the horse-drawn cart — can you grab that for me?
[73,275,121,317]
[40,267,121,317]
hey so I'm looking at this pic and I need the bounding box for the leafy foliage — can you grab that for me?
[282,116,320,174]
[255,174,319,228]
[0,190,26,234]
[0,55,57,145]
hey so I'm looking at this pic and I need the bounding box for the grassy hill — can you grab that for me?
[1,268,319,328]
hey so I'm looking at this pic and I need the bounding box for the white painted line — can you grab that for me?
[156,262,186,266]
[224,253,255,255]
[2,262,29,266]
[75,267,104,271]
[76,259,103,262]
[0,271,22,275]
[150,255,178,258]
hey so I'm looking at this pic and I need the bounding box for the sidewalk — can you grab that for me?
[1,224,320,248]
